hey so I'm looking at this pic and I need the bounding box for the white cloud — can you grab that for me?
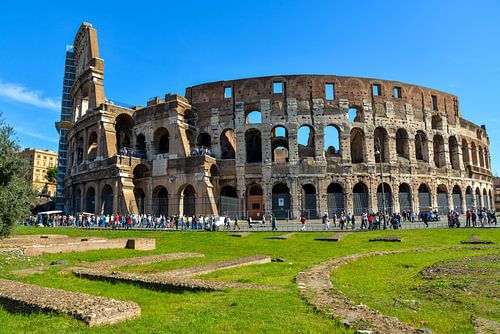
[15,127,59,144]
[0,81,60,111]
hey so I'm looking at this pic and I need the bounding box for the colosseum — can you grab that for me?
[64,23,494,220]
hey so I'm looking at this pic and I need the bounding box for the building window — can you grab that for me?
[273,81,283,94]
[394,86,402,98]
[224,86,232,99]
[431,95,438,111]
[325,83,335,100]
[373,84,381,96]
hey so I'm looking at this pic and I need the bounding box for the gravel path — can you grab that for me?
[0,278,140,326]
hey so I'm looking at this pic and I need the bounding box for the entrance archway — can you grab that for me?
[353,182,369,216]
[327,183,344,215]
[301,184,318,218]
[272,183,290,219]
[152,186,168,216]
[247,184,263,220]
[398,183,412,213]
[452,185,463,214]
[418,184,431,213]
[377,183,392,214]
[182,185,196,217]
[437,185,449,215]
[100,185,113,215]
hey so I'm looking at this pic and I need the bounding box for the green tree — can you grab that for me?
[46,165,57,183]
[0,113,36,237]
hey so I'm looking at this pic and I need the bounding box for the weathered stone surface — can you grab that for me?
[74,268,275,292]
[265,233,294,240]
[315,233,347,242]
[369,235,402,242]
[461,235,494,244]
[471,316,500,334]
[157,255,271,278]
[62,23,494,222]
[82,252,204,269]
[0,235,155,256]
[0,279,140,326]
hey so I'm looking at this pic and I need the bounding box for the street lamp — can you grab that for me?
[375,138,387,230]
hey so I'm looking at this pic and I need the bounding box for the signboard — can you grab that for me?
[278,197,285,207]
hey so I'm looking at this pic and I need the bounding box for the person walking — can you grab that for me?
[351,214,356,230]
[322,212,329,230]
[233,215,240,230]
[300,214,307,231]
[271,214,277,231]
[423,212,429,228]
[248,216,253,229]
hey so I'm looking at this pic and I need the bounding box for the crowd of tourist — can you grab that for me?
[24,207,497,231]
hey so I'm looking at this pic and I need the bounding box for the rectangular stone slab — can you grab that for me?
[0,279,140,326]
[84,252,205,269]
[228,232,250,238]
[158,255,271,278]
[265,233,294,240]
[314,233,347,242]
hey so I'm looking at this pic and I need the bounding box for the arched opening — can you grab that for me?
[219,185,240,217]
[85,187,96,213]
[437,185,449,215]
[377,183,392,214]
[471,142,478,166]
[324,125,341,157]
[182,185,196,216]
[482,189,489,209]
[100,185,113,215]
[220,129,236,159]
[350,128,365,163]
[461,139,469,167]
[247,184,264,220]
[478,146,485,168]
[395,129,409,159]
[135,133,146,155]
[245,129,262,163]
[348,107,362,123]
[197,132,212,149]
[374,127,390,163]
[154,127,169,154]
[465,186,473,210]
[298,125,315,159]
[115,114,134,153]
[418,184,431,213]
[447,136,460,170]
[452,185,463,214]
[152,186,168,216]
[398,183,412,213]
[272,183,290,219]
[74,189,81,213]
[301,184,318,218]
[353,182,369,216]
[134,188,145,214]
[327,183,344,215]
[485,149,490,170]
[271,126,289,163]
[415,131,429,162]
[475,187,481,209]
[77,137,84,164]
[246,110,262,124]
[133,164,150,179]
[433,134,446,168]
[87,131,98,161]
[431,115,442,130]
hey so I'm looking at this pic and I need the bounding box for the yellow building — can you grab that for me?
[19,148,58,197]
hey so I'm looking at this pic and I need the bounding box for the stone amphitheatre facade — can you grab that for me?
[64,23,493,219]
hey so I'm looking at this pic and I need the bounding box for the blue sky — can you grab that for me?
[0,1,499,174]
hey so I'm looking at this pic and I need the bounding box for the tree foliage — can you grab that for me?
[0,113,36,237]
[46,165,58,184]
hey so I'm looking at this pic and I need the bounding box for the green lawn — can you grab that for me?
[0,227,498,333]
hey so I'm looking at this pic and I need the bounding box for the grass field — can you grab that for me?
[0,227,498,333]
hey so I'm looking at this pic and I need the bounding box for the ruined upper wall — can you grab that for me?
[185,74,461,125]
